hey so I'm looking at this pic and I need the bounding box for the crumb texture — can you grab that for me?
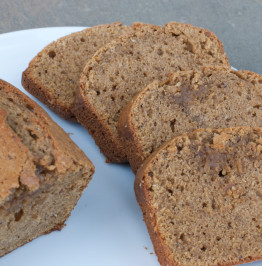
[76,22,229,162]
[119,67,262,172]
[22,22,132,120]
[0,79,94,257]
[135,127,262,266]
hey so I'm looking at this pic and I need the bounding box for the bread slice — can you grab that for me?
[118,67,262,173]
[22,22,132,121]
[0,79,94,257]
[135,127,262,266]
[74,22,230,163]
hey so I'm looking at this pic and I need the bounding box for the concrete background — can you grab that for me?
[0,0,261,74]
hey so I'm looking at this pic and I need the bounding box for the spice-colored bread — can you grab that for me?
[22,22,132,121]
[135,127,262,266]
[118,67,262,173]
[74,22,230,163]
[0,79,94,257]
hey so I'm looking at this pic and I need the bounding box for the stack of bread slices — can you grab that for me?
[19,22,262,266]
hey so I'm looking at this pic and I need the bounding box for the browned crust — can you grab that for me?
[73,82,128,163]
[75,21,230,164]
[118,81,161,172]
[119,67,262,174]
[43,222,66,234]
[21,27,95,122]
[202,67,262,82]
[0,79,95,257]
[134,129,262,266]
[135,147,180,266]
[0,79,94,171]
[22,69,77,121]
[21,22,128,122]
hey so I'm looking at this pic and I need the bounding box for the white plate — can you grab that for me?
[0,27,260,266]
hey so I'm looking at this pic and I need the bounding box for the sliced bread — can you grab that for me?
[135,127,262,266]
[22,22,132,121]
[74,22,230,163]
[0,79,94,257]
[118,67,262,173]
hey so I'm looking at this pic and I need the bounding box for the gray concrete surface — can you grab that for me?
[0,0,261,73]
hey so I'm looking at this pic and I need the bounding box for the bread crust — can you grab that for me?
[135,127,262,266]
[0,79,94,170]
[117,81,160,171]
[22,68,77,121]
[75,22,230,163]
[135,161,176,265]
[0,79,95,257]
[73,80,128,163]
[119,67,262,173]
[22,22,130,122]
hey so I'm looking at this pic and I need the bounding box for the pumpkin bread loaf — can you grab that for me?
[0,80,94,257]
[118,67,262,173]
[74,22,230,163]
[135,127,262,266]
[22,22,132,121]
